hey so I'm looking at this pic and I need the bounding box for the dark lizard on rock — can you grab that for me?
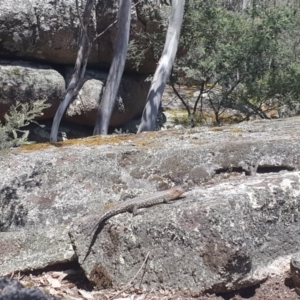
[79,186,186,261]
[89,185,186,234]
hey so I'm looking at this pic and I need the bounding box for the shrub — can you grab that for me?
[0,100,50,150]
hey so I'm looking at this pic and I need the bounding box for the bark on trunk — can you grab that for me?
[93,0,132,135]
[50,0,94,143]
[137,0,185,133]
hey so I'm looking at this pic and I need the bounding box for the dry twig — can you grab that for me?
[109,251,150,300]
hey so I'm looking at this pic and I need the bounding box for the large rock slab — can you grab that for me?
[1,117,300,294]
[0,0,159,73]
[0,61,150,127]
[0,227,73,275]
[0,60,65,122]
[71,171,300,294]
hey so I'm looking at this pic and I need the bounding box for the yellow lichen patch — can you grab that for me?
[210,127,223,131]
[11,68,21,75]
[134,131,167,148]
[103,203,116,210]
[20,130,171,151]
[20,135,133,151]
[58,135,132,147]
[21,142,52,151]
[228,128,242,133]
[22,281,34,287]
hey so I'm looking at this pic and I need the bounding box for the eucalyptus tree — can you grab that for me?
[93,0,132,135]
[94,0,187,134]
[50,0,187,139]
[137,0,186,132]
[50,0,95,142]
[50,0,131,141]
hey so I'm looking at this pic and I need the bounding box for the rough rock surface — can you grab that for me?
[0,0,169,129]
[0,61,150,127]
[0,0,158,73]
[1,117,300,295]
[64,68,149,127]
[71,171,300,294]
[0,277,58,300]
[0,60,65,122]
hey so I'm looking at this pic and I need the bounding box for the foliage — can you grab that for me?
[170,0,300,124]
[127,1,170,70]
[0,100,50,150]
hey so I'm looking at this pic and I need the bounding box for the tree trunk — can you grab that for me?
[93,0,132,135]
[242,0,248,11]
[137,0,185,133]
[50,0,94,143]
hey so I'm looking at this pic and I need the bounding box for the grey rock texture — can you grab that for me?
[0,61,150,127]
[1,117,300,294]
[0,0,158,73]
[0,277,58,300]
[64,68,149,127]
[0,60,65,122]
[0,0,167,130]
[0,228,74,275]
[71,171,299,294]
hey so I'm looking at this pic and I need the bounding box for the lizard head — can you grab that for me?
[172,185,186,197]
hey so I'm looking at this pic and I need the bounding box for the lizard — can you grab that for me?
[78,185,186,261]
[89,185,186,234]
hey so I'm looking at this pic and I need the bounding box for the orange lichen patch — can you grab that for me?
[134,131,168,148]
[59,135,133,147]
[210,127,223,131]
[20,135,134,151]
[228,128,242,133]
[20,131,171,151]
[102,203,116,210]
[20,142,51,151]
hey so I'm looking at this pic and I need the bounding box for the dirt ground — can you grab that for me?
[9,262,299,300]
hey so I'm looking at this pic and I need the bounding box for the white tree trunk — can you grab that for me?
[242,0,249,10]
[93,0,132,135]
[50,0,94,142]
[137,0,185,133]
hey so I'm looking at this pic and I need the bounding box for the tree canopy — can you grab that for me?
[170,0,300,124]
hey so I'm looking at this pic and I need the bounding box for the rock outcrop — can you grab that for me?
[0,0,163,129]
[0,117,300,295]
[0,60,65,122]
[63,68,149,127]
[71,171,299,294]
[0,0,157,73]
[0,60,149,126]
